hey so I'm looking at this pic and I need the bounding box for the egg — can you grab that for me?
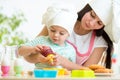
[14,58,23,66]
[41,46,54,57]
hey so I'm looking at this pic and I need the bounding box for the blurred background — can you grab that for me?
[0,0,91,43]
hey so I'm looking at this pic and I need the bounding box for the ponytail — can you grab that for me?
[95,27,113,69]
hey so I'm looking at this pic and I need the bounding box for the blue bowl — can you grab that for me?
[34,69,57,78]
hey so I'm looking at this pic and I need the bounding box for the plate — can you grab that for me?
[95,73,113,76]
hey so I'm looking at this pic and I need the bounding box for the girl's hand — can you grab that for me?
[48,53,62,66]
[31,45,45,54]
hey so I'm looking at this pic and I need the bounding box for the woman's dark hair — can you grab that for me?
[95,27,113,69]
[77,4,92,21]
[77,4,113,68]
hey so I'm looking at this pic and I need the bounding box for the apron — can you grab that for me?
[66,31,95,65]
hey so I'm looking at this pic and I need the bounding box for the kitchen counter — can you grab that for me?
[0,74,120,80]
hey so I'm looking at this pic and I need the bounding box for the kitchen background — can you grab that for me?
[0,0,120,74]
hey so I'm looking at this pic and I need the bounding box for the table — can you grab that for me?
[0,74,120,80]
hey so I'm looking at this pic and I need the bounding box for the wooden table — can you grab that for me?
[0,74,120,80]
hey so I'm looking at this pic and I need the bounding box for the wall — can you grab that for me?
[0,0,91,40]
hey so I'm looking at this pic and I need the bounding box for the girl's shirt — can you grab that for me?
[22,36,76,69]
[68,31,107,65]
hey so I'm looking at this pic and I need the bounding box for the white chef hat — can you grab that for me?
[89,0,120,43]
[112,0,120,43]
[42,3,78,35]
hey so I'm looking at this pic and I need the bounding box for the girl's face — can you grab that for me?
[48,26,69,46]
[80,10,104,30]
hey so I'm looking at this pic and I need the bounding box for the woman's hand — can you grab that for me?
[31,45,43,54]
[48,53,62,66]
[24,52,50,63]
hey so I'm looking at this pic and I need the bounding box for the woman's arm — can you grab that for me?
[24,48,105,70]
[18,45,42,56]
[18,46,36,56]
[83,47,106,66]
[55,47,106,70]
[59,56,82,70]
[23,26,48,63]
[52,53,82,70]
[24,53,49,63]
[36,26,48,37]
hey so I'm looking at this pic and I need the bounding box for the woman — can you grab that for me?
[24,0,116,70]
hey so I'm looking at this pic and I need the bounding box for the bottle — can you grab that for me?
[1,54,10,77]
[112,53,118,74]
[0,44,5,76]
[9,46,18,76]
[14,58,23,77]
[5,46,14,76]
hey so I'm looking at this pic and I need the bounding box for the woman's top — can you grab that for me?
[22,36,76,69]
[68,31,107,65]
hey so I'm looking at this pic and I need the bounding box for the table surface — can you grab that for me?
[0,74,120,80]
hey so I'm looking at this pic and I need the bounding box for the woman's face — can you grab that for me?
[48,26,69,46]
[80,10,104,30]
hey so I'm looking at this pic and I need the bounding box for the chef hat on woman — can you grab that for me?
[89,0,120,43]
[42,3,78,35]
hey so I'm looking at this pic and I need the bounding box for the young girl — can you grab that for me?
[18,4,78,69]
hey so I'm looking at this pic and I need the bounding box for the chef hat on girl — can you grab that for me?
[42,3,78,35]
[89,0,120,43]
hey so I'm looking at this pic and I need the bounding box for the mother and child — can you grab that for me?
[18,0,120,70]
